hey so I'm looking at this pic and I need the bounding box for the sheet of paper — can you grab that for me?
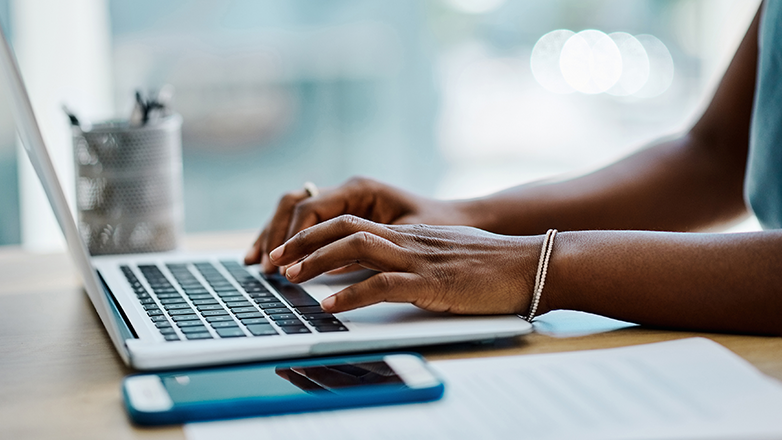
[533,309,637,337]
[185,338,782,440]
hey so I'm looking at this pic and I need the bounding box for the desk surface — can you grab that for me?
[2,231,781,440]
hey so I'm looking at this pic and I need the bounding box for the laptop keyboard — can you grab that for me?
[119,260,348,342]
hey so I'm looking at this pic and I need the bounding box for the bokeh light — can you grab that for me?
[607,32,650,96]
[531,29,673,98]
[560,30,622,94]
[634,34,675,98]
[530,29,575,94]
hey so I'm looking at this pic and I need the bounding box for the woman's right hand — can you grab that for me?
[244,176,473,273]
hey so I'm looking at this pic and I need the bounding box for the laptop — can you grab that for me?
[0,25,532,371]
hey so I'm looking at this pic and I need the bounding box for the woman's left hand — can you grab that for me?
[268,214,544,315]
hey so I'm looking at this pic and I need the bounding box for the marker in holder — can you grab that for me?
[72,114,183,255]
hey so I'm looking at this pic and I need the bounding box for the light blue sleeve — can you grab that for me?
[746,0,782,230]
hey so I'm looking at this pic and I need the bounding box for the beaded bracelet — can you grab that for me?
[523,229,557,322]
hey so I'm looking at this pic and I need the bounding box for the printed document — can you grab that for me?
[186,338,782,440]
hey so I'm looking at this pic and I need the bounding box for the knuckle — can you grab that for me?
[291,200,313,219]
[336,214,363,230]
[349,231,377,252]
[279,192,300,208]
[372,272,395,291]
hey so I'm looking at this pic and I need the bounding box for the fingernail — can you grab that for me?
[321,296,336,311]
[286,262,302,279]
[269,245,284,262]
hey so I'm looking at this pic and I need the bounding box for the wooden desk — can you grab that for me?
[2,231,781,439]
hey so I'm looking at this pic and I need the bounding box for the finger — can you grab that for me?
[283,180,372,242]
[284,231,407,283]
[270,215,396,266]
[320,272,423,313]
[243,229,264,265]
[325,264,363,275]
[261,190,310,272]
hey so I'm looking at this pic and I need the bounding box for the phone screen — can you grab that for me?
[160,360,405,404]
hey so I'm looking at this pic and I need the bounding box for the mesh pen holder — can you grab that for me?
[73,114,184,255]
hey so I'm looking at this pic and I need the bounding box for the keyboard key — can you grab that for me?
[139,297,156,305]
[225,301,252,308]
[165,303,193,310]
[201,310,229,316]
[156,292,182,299]
[248,292,275,299]
[183,288,208,294]
[210,321,239,328]
[149,315,169,323]
[155,321,173,328]
[236,311,264,319]
[191,299,219,305]
[159,297,186,304]
[308,318,343,327]
[177,320,206,327]
[280,325,311,334]
[164,334,181,341]
[187,294,214,300]
[302,312,336,321]
[230,307,257,314]
[246,324,278,336]
[180,325,209,334]
[240,317,269,325]
[257,301,286,309]
[215,291,241,298]
[268,313,297,321]
[296,306,325,314]
[263,308,291,315]
[142,304,160,311]
[159,327,177,335]
[216,328,246,338]
[147,309,165,316]
[314,324,349,332]
[171,314,199,321]
[196,304,225,311]
[265,276,320,307]
[185,332,213,340]
[273,319,303,327]
[205,315,235,323]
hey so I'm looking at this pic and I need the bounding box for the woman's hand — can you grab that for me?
[267,214,543,315]
[245,177,474,273]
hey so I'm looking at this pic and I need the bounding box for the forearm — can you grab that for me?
[454,133,749,236]
[541,230,782,335]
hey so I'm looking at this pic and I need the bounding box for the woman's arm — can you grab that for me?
[544,229,782,335]
[458,6,760,236]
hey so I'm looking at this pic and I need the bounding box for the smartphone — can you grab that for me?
[122,353,445,425]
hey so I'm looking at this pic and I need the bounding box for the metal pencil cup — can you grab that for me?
[73,114,184,255]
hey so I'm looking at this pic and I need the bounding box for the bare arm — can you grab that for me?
[459,7,760,235]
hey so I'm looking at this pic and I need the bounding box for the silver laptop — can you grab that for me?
[0,25,531,371]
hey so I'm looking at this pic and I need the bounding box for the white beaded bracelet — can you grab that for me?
[523,229,557,322]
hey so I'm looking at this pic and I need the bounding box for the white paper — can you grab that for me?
[533,309,637,337]
[185,338,782,440]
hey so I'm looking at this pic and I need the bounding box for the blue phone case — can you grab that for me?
[123,353,445,425]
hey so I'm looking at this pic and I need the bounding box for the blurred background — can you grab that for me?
[0,0,761,250]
